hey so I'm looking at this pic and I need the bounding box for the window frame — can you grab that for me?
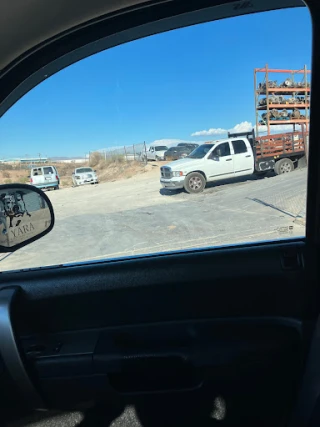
[231,140,248,155]
[0,0,316,274]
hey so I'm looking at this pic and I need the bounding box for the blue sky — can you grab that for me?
[0,7,312,158]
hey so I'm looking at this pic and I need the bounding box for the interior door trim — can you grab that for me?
[0,287,44,409]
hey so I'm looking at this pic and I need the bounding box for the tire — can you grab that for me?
[274,158,294,175]
[184,172,206,194]
[155,156,160,161]
[54,185,59,190]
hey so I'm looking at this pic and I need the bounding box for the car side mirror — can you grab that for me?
[0,184,54,252]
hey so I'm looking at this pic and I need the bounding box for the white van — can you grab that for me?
[30,165,60,190]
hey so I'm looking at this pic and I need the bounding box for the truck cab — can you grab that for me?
[160,138,254,193]
[144,145,168,161]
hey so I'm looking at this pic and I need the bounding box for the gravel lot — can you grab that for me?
[0,166,307,272]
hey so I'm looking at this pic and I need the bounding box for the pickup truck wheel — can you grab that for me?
[185,172,206,194]
[274,158,294,175]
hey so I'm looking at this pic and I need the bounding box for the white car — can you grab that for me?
[72,167,98,186]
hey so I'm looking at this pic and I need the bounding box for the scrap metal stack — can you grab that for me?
[255,65,311,134]
[260,108,305,124]
[258,95,309,106]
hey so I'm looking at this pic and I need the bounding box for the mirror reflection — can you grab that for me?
[0,187,52,248]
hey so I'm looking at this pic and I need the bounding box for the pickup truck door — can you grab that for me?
[207,142,234,180]
[231,139,254,176]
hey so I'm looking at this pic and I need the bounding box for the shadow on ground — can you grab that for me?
[159,188,184,196]
[159,172,275,197]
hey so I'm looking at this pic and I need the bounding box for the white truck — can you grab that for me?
[142,145,168,161]
[160,130,307,193]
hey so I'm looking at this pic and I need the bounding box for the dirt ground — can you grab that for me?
[0,167,306,271]
[0,159,162,188]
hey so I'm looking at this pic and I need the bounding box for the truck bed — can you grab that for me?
[255,131,307,159]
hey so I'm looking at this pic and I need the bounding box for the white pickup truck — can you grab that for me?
[160,132,306,193]
[143,145,168,161]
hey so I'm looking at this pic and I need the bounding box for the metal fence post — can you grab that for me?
[133,144,136,161]
[124,146,127,161]
[143,141,147,165]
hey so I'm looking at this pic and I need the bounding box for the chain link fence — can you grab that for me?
[90,142,148,164]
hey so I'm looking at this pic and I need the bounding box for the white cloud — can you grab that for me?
[191,128,227,137]
[192,121,302,138]
[256,123,301,134]
[228,121,252,133]
[234,121,302,134]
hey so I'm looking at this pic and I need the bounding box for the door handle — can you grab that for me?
[245,155,251,157]
[225,159,232,161]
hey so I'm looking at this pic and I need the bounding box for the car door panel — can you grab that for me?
[231,140,254,176]
[207,142,234,180]
[0,240,314,427]
[22,319,303,412]
[1,0,319,426]
[1,241,308,334]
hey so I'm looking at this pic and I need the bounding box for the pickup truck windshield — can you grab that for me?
[188,144,215,159]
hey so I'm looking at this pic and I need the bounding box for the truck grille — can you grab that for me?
[161,167,172,179]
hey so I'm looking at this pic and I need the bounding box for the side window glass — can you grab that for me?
[213,143,231,157]
[0,6,311,272]
[232,140,247,154]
